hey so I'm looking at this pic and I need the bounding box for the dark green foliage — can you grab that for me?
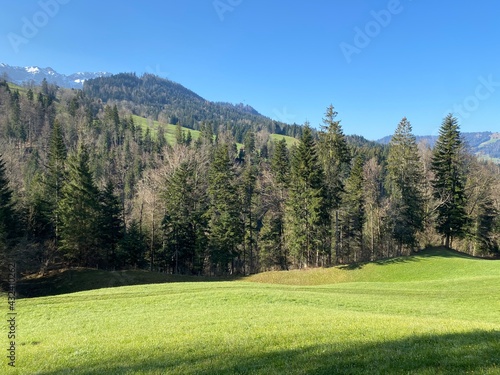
[386,118,424,250]
[286,124,327,267]
[474,195,498,253]
[318,105,351,209]
[99,181,125,268]
[0,155,18,263]
[271,139,290,186]
[45,120,67,242]
[339,156,365,262]
[163,160,207,274]
[431,115,468,248]
[59,146,102,266]
[118,220,147,268]
[207,144,243,274]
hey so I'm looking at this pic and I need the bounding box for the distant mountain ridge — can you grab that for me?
[378,132,500,160]
[83,73,302,140]
[0,63,111,89]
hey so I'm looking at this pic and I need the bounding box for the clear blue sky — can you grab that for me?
[1,0,499,139]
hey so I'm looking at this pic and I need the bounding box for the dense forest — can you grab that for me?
[0,76,499,280]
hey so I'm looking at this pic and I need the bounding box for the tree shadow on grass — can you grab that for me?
[338,255,420,271]
[17,268,240,299]
[37,330,500,375]
[339,247,486,272]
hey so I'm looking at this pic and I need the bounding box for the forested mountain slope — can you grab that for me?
[83,73,303,142]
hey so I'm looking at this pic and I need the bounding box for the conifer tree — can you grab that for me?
[163,161,203,274]
[59,145,102,266]
[45,120,67,246]
[340,156,365,262]
[207,144,243,274]
[386,118,424,251]
[317,105,351,264]
[260,139,290,270]
[0,155,18,266]
[285,124,326,267]
[431,114,468,248]
[98,181,124,268]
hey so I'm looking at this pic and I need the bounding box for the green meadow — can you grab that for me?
[4,248,500,374]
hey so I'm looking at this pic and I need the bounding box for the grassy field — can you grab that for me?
[132,115,299,150]
[4,248,500,374]
[131,115,201,145]
[269,133,299,147]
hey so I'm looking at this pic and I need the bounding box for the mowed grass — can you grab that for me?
[6,249,500,374]
[269,133,299,147]
[132,115,201,145]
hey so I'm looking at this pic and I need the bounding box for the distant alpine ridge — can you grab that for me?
[0,63,111,89]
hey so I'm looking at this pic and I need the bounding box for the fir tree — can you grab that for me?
[340,156,365,263]
[98,181,124,268]
[207,144,243,274]
[58,145,102,266]
[431,114,468,248]
[317,105,351,264]
[0,155,18,266]
[163,161,201,274]
[386,118,424,251]
[285,124,326,267]
[45,120,67,247]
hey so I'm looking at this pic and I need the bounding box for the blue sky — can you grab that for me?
[1,0,499,139]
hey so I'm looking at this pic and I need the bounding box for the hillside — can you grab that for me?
[245,248,499,285]
[83,73,303,141]
[17,248,499,297]
[14,248,500,374]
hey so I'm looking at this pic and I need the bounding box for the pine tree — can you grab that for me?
[175,123,184,145]
[98,181,124,269]
[45,120,67,247]
[271,139,290,186]
[317,105,351,264]
[240,162,257,274]
[431,114,468,248]
[58,145,102,266]
[285,124,326,267]
[163,161,202,274]
[386,118,424,251]
[0,155,18,266]
[318,105,351,208]
[207,144,243,274]
[260,139,290,270]
[340,156,365,263]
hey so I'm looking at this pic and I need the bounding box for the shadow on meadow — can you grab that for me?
[338,247,484,272]
[17,268,239,298]
[37,330,500,375]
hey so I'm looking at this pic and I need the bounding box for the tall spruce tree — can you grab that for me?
[386,118,424,251]
[0,155,18,267]
[59,145,102,266]
[285,124,326,267]
[340,156,365,263]
[163,160,205,274]
[45,120,67,248]
[207,144,243,274]
[317,105,352,264]
[98,181,124,269]
[431,114,468,248]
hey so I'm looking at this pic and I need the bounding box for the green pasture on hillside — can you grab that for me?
[3,249,500,374]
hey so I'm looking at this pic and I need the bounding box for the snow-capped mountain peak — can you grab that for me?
[0,63,112,88]
[26,66,40,74]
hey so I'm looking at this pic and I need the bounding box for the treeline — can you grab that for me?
[0,80,499,279]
